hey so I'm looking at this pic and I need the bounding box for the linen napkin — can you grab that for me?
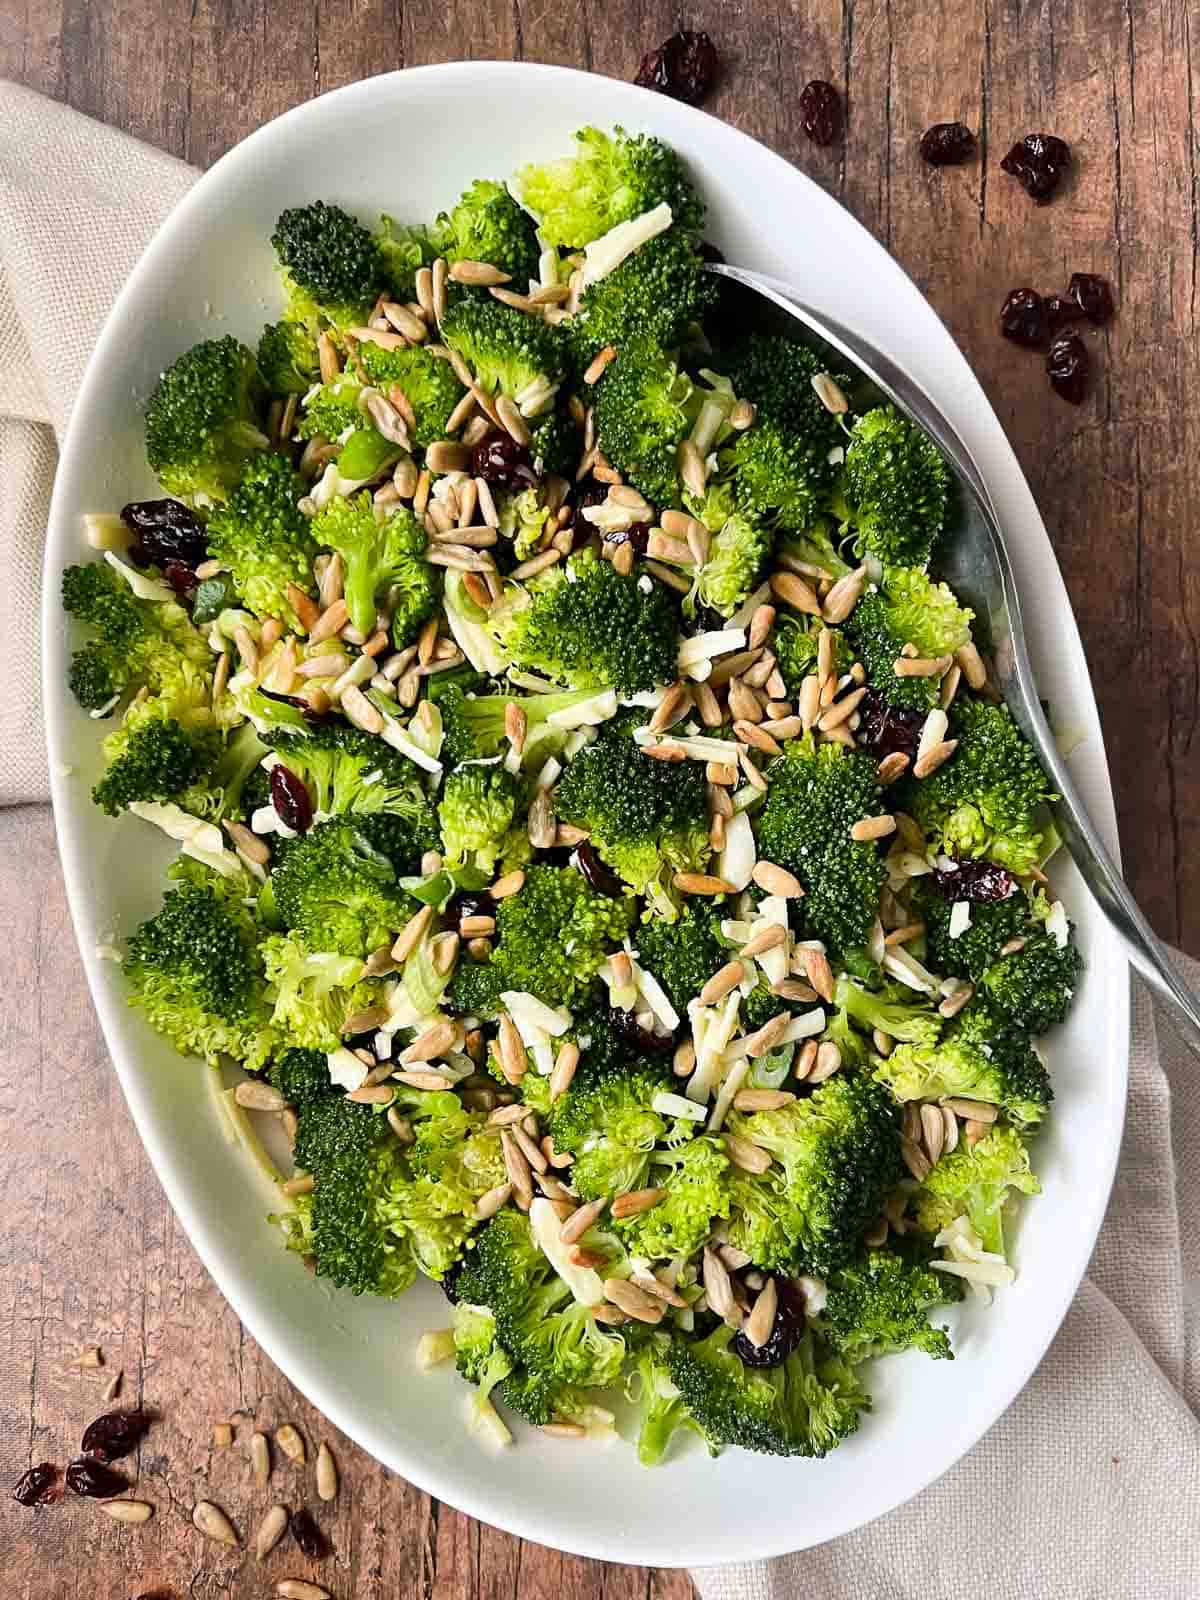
[4,80,1198,1596]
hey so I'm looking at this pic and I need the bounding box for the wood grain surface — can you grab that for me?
[1,1,1197,1595]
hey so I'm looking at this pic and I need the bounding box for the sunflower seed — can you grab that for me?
[400,1020,458,1064]
[550,1040,580,1101]
[255,1503,289,1559]
[769,570,821,616]
[938,981,975,1019]
[744,1277,778,1348]
[603,1278,664,1324]
[876,751,910,784]
[943,1097,998,1122]
[102,1499,153,1524]
[501,1132,534,1206]
[475,1182,513,1220]
[921,1102,946,1165]
[677,438,707,498]
[723,1134,773,1174]
[955,640,988,688]
[583,344,618,384]
[821,565,867,624]
[316,1442,338,1503]
[794,1039,819,1080]
[912,738,959,779]
[901,1136,933,1182]
[449,258,511,286]
[193,1499,239,1546]
[235,1080,287,1112]
[863,1217,889,1248]
[809,1041,842,1083]
[675,871,737,896]
[275,1424,306,1464]
[733,1088,796,1112]
[699,960,746,1006]
[610,1187,665,1219]
[850,813,897,843]
[811,372,849,413]
[702,1247,736,1319]
[276,1584,330,1600]
[797,946,834,1002]
[941,1105,960,1155]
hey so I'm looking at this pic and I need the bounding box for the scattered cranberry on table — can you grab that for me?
[1000,288,1047,348]
[919,122,976,166]
[1069,271,1115,325]
[634,31,719,105]
[799,80,843,146]
[1000,133,1072,203]
[1046,334,1091,405]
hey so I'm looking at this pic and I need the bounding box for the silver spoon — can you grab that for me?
[709,261,1200,1053]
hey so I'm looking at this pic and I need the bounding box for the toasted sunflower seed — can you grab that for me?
[102,1498,154,1523]
[193,1499,239,1546]
[610,1187,665,1219]
[316,1442,338,1503]
[274,1423,306,1464]
[255,1503,289,1559]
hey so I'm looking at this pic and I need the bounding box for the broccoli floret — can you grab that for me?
[550,1066,677,1200]
[144,337,269,502]
[845,566,973,711]
[686,500,771,619]
[720,334,849,451]
[375,215,439,301]
[843,406,951,569]
[772,615,852,699]
[592,338,692,508]
[91,701,220,816]
[434,178,540,283]
[440,297,564,403]
[666,1323,868,1458]
[554,721,710,894]
[310,493,437,639]
[267,726,438,856]
[514,125,705,249]
[731,415,834,536]
[908,876,1031,981]
[260,934,384,1053]
[447,863,634,1014]
[61,562,214,715]
[633,902,726,1014]
[357,341,465,448]
[725,1073,903,1276]
[454,1209,627,1425]
[980,929,1083,1033]
[268,1046,333,1113]
[755,735,888,953]
[205,453,317,628]
[905,699,1056,877]
[438,766,520,875]
[828,973,943,1058]
[618,1136,732,1261]
[820,1244,961,1362]
[495,485,552,561]
[913,1124,1040,1255]
[123,870,275,1068]
[433,682,600,766]
[490,554,679,696]
[874,998,1053,1129]
[631,1336,707,1466]
[566,228,716,366]
[530,407,579,478]
[297,373,363,443]
[257,319,321,396]
[270,818,413,958]
[271,201,383,328]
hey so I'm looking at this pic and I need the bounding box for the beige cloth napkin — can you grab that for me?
[4,81,1198,1595]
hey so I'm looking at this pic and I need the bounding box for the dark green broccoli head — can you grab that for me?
[267,726,437,857]
[144,336,269,502]
[271,817,414,958]
[592,338,692,508]
[491,554,680,696]
[843,405,951,568]
[358,341,465,448]
[256,319,321,396]
[271,201,383,326]
[514,125,705,248]
[755,735,888,953]
[666,1323,869,1458]
[268,1046,334,1113]
[905,699,1056,877]
[772,615,852,699]
[549,1066,676,1200]
[92,704,219,816]
[447,863,634,1014]
[909,877,1031,981]
[297,373,363,443]
[554,720,709,893]
[980,929,1083,1033]
[845,567,973,712]
[434,178,540,283]
[633,902,727,1014]
[530,407,580,478]
[725,1072,903,1276]
[440,296,564,402]
[720,334,851,449]
[62,561,213,714]
[566,228,716,367]
[821,1244,961,1362]
[616,1136,732,1262]
[205,452,317,627]
[874,997,1053,1129]
[123,872,274,1069]
[310,493,436,639]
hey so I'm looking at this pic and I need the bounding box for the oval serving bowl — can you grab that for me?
[42,62,1128,1566]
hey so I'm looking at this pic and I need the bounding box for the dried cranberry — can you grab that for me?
[80,1408,153,1463]
[853,688,925,761]
[634,30,719,106]
[799,80,842,146]
[290,1507,328,1559]
[160,559,199,602]
[575,840,624,899]
[471,431,532,488]
[120,499,208,570]
[271,764,314,834]
[1000,133,1071,203]
[65,1456,129,1499]
[445,890,495,930]
[733,1279,807,1368]
[12,1463,61,1507]
[999,288,1046,348]
[607,1003,674,1057]
[259,688,337,727]
[1044,294,1083,338]
[441,1256,464,1305]
[1046,333,1090,404]
[931,859,1017,903]
[1069,272,1115,326]
[919,121,976,166]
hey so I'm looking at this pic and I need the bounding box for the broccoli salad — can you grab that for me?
[61,124,1082,1464]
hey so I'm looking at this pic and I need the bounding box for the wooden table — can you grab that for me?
[3,3,1197,1595]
